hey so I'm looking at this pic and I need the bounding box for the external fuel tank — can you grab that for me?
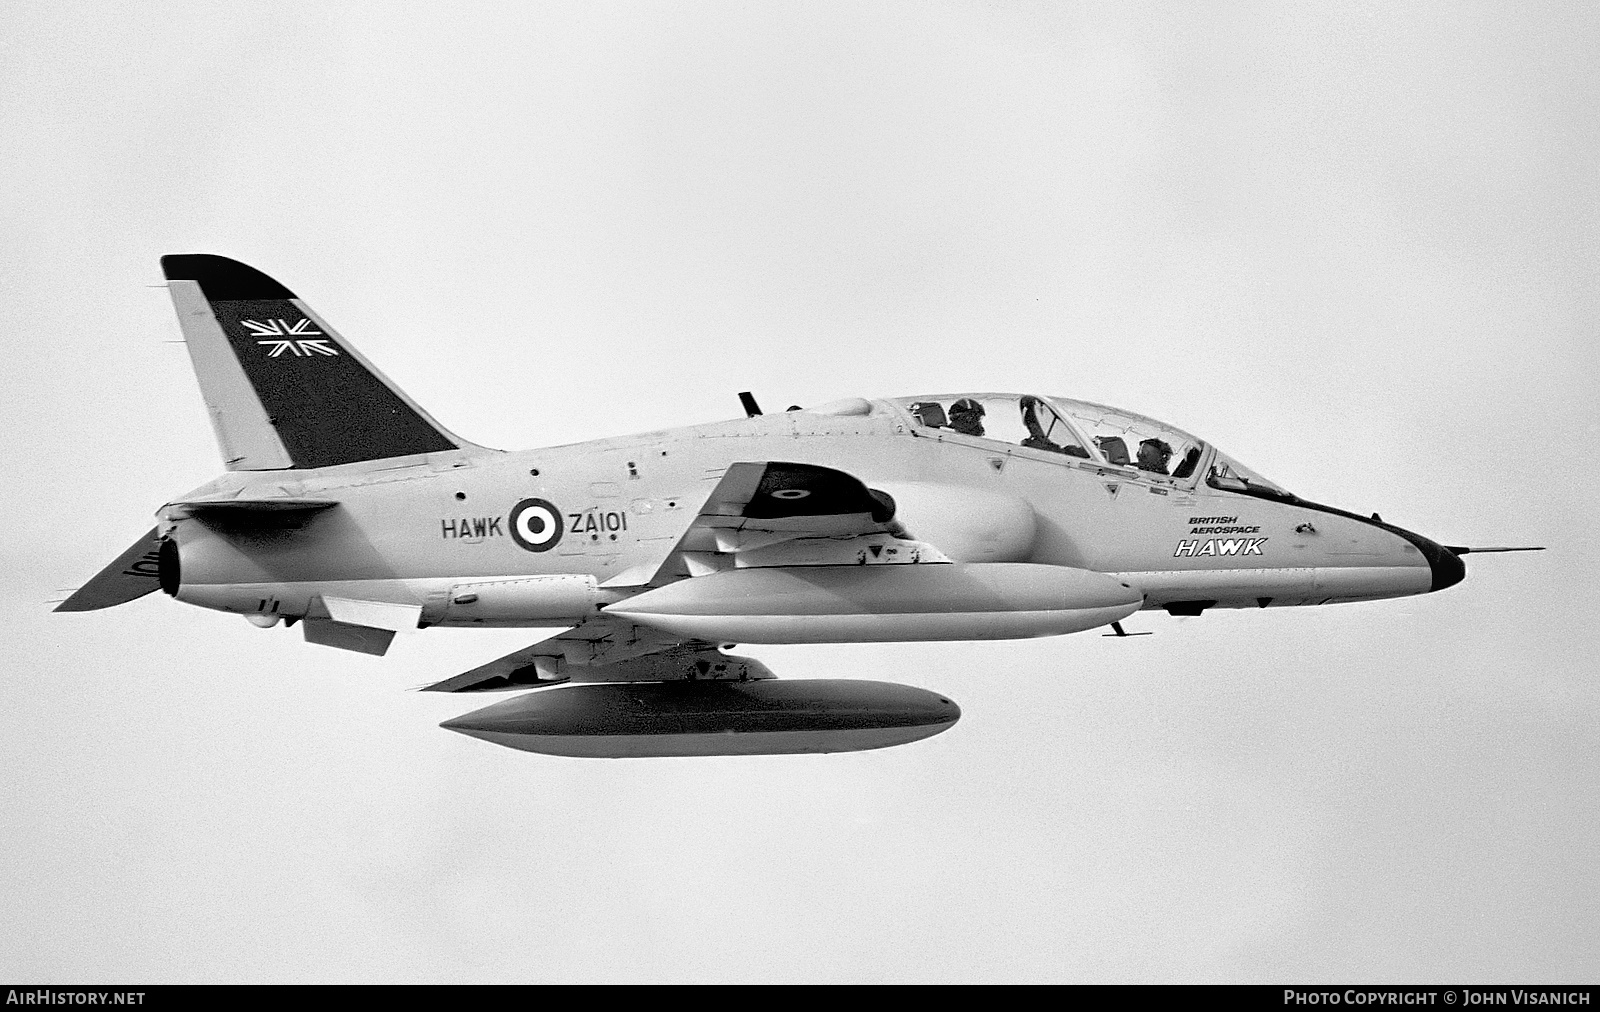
[441,679,961,757]
[603,562,1144,644]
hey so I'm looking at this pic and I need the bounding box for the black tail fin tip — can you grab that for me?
[161,254,463,470]
[161,254,296,301]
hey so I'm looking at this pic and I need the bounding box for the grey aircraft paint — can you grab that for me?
[56,256,1530,757]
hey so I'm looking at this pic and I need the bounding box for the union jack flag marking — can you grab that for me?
[242,318,340,358]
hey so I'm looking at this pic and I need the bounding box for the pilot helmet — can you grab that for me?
[950,398,985,418]
[1140,438,1173,462]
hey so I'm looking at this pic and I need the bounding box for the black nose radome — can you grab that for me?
[1427,542,1467,592]
[1388,526,1466,592]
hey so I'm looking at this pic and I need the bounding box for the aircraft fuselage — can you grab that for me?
[160,398,1452,628]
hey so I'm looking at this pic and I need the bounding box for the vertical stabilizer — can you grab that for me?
[161,254,475,470]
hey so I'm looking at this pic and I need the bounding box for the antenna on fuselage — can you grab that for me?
[1102,621,1152,638]
[738,391,763,418]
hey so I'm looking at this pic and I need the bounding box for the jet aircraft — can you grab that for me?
[57,255,1536,757]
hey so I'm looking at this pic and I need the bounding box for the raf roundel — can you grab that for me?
[509,498,563,552]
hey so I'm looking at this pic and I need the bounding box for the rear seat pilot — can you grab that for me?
[948,398,986,437]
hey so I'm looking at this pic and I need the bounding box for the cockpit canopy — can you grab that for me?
[891,393,1293,498]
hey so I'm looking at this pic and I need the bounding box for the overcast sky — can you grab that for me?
[2,1,1596,983]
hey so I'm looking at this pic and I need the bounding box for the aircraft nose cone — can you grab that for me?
[1385,524,1465,592]
[1428,541,1467,592]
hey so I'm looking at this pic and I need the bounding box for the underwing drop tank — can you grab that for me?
[441,679,960,757]
[604,563,1143,644]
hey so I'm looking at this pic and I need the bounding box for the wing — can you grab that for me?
[647,460,903,582]
[426,461,902,692]
[421,617,772,692]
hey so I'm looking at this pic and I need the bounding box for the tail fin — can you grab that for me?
[161,254,476,470]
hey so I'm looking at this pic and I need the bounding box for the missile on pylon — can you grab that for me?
[604,563,1143,644]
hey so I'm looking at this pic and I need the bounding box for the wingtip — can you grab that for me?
[160,254,296,300]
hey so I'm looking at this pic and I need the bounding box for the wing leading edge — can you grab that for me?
[647,460,904,582]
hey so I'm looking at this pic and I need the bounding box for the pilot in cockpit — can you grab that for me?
[948,398,986,437]
[1137,438,1173,475]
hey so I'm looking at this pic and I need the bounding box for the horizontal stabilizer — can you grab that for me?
[169,498,338,517]
[54,528,163,612]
